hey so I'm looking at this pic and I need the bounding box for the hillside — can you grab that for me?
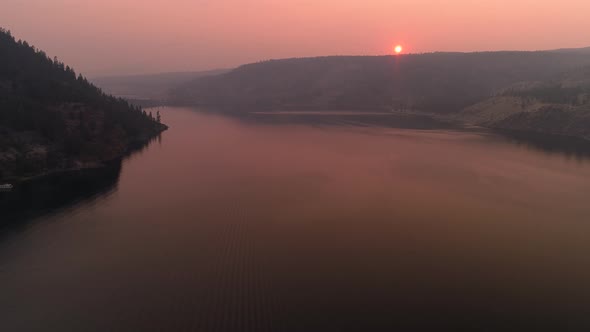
[459,66,590,139]
[91,69,229,102]
[0,28,167,181]
[170,50,590,113]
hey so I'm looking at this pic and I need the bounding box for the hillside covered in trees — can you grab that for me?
[0,28,167,181]
[168,48,590,140]
[170,50,590,113]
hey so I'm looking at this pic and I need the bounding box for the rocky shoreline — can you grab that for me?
[0,124,167,185]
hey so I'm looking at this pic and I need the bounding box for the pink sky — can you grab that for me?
[2,0,589,76]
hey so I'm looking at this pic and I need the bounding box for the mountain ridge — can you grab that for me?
[164,48,590,140]
[91,69,229,101]
[169,49,590,113]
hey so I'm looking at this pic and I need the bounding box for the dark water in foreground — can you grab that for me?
[2,107,590,331]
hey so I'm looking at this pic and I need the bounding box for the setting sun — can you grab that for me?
[2,1,590,331]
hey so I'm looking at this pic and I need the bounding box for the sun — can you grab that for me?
[394,45,403,54]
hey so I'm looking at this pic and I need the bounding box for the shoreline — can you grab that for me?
[155,104,590,143]
[1,125,167,186]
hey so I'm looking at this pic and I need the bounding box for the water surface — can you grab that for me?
[2,107,590,331]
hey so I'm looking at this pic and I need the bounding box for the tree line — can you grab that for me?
[0,28,165,178]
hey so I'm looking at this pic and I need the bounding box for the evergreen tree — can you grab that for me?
[0,27,167,179]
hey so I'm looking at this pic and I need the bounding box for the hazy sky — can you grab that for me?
[2,0,589,76]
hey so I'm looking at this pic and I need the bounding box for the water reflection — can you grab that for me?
[494,129,590,161]
[0,162,120,232]
[239,111,590,161]
[2,108,590,331]
[0,136,160,232]
[237,111,457,129]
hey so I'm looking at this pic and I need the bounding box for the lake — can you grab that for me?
[2,107,590,331]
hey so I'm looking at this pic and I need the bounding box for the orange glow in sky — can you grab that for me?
[1,0,589,75]
[394,45,403,54]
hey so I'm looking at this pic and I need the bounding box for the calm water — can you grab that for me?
[2,107,590,331]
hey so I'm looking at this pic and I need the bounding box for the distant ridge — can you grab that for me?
[548,46,590,54]
[169,48,590,113]
[91,69,230,101]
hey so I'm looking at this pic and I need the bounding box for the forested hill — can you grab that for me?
[0,28,167,181]
[170,50,590,113]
